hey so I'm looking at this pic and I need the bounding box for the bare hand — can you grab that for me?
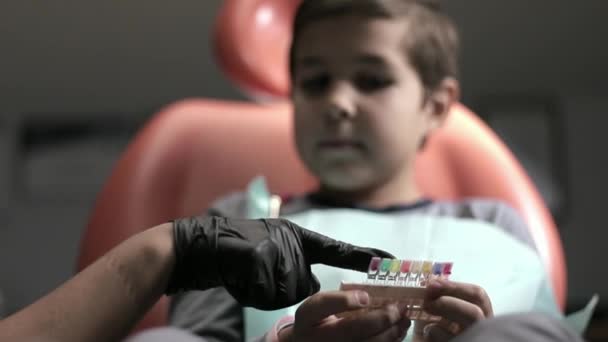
[279,290,411,342]
[416,279,493,341]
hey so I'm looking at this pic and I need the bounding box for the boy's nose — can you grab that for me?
[324,83,356,121]
[325,105,355,121]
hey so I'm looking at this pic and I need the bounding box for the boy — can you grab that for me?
[170,1,571,341]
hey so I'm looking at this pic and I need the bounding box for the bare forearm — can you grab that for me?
[0,223,175,342]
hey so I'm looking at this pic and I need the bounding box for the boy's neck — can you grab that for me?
[318,175,422,209]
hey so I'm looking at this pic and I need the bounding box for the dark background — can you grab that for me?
[1,0,606,337]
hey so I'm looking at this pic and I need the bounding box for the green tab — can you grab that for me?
[564,294,600,335]
[246,176,272,219]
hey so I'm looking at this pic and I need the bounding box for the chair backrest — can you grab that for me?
[76,0,567,333]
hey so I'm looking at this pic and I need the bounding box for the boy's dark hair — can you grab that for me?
[289,0,460,93]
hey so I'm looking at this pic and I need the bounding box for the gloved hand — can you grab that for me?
[165,216,393,310]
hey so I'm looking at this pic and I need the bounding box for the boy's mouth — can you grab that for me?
[317,139,365,149]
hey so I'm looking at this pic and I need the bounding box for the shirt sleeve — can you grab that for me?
[169,288,243,342]
[469,199,538,252]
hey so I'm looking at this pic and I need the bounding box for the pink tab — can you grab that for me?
[442,262,453,276]
[369,257,381,272]
[400,260,412,273]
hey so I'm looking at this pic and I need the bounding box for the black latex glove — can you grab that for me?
[165,216,393,310]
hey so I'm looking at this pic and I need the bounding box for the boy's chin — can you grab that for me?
[317,170,377,194]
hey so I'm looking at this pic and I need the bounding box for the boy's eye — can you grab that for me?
[354,74,393,92]
[298,74,331,95]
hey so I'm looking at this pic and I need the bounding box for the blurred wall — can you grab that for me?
[0,0,606,314]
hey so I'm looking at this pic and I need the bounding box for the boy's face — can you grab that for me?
[291,15,453,193]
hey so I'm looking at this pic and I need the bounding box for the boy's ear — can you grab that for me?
[426,77,460,130]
